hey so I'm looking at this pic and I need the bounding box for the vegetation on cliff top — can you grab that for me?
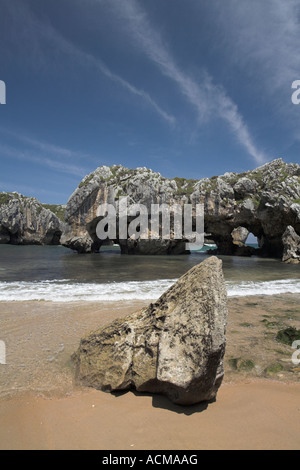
[0,193,14,206]
[75,160,300,212]
[0,192,30,206]
[173,177,197,195]
[42,204,66,222]
[0,192,66,223]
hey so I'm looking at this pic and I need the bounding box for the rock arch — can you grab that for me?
[61,160,300,263]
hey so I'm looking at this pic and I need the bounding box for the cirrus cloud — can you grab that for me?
[108,0,267,164]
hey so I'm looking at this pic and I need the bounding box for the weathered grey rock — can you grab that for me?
[290,203,300,233]
[0,193,64,245]
[61,235,95,254]
[229,226,256,256]
[231,226,249,245]
[62,159,300,261]
[119,238,189,255]
[216,177,235,199]
[4,159,299,262]
[72,256,228,405]
[233,177,258,200]
[282,226,300,264]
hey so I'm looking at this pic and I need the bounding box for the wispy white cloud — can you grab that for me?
[0,127,89,160]
[19,136,85,159]
[109,0,267,164]
[207,0,300,137]
[0,143,88,178]
[211,0,300,91]
[0,180,67,200]
[5,1,175,125]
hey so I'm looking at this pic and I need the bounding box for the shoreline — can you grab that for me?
[0,293,299,449]
[1,290,299,302]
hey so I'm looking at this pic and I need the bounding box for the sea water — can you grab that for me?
[0,245,299,301]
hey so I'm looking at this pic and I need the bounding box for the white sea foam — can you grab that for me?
[0,278,300,302]
[0,279,174,302]
[226,279,300,297]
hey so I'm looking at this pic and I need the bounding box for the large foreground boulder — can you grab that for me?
[72,256,228,405]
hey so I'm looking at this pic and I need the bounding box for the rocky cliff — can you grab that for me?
[62,159,300,262]
[0,192,64,245]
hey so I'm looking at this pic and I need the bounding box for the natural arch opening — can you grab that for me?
[100,240,121,253]
[230,226,257,257]
[245,232,258,247]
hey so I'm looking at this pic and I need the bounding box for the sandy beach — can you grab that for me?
[0,294,299,450]
[0,381,299,450]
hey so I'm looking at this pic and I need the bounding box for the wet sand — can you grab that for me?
[0,295,300,449]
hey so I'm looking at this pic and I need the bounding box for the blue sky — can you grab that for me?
[0,0,299,204]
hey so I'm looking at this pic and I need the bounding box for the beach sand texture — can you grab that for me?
[0,295,299,449]
[0,381,299,450]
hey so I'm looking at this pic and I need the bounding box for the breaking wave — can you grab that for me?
[0,278,300,302]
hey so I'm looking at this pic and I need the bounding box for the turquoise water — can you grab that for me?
[0,245,299,301]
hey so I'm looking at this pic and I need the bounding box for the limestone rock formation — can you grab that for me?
[0,192,64,245]
[72,256,228,405]
[2,159,300,262]
[61,159,300,262]
[282,226,300,264]
[231,226,249,245]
